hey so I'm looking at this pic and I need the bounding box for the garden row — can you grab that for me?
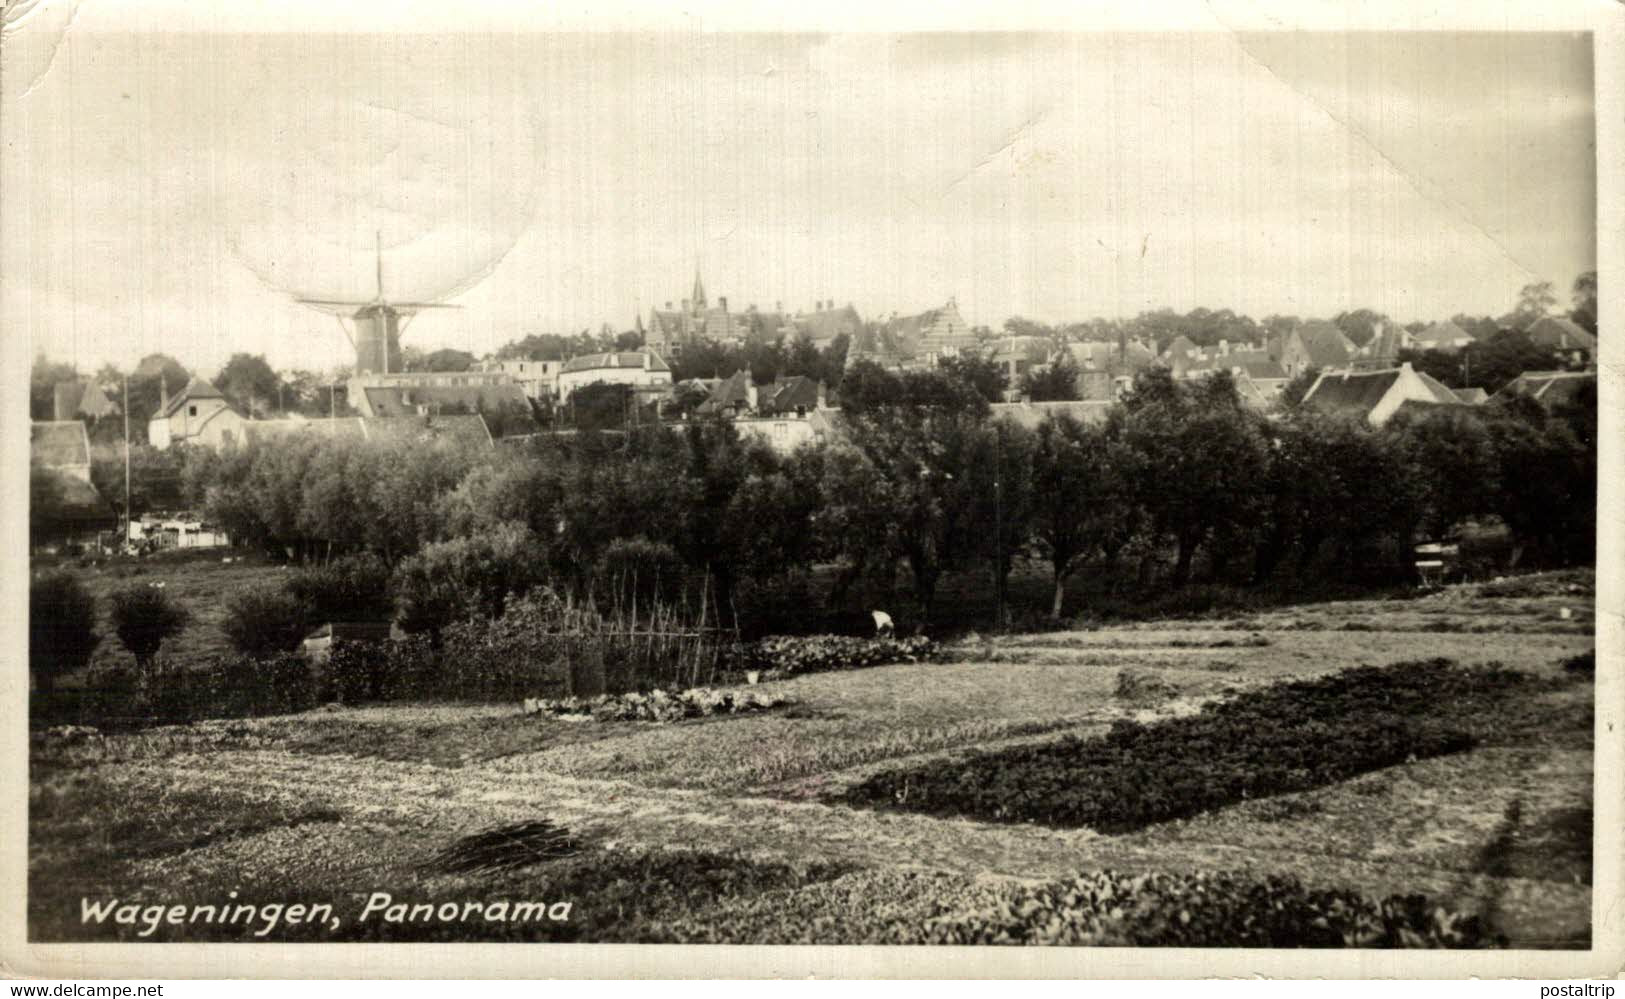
[844,658,1531,831]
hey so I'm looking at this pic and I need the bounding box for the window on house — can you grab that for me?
[188,405,197,416]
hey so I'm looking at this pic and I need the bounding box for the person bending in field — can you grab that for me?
[871,610,894,637]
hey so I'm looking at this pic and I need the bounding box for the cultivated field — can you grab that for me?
[29,570,1595,946]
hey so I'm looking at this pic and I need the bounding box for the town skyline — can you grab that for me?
[5,18,1598,373]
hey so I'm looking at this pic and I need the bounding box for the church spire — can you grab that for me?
[691,265,706,312]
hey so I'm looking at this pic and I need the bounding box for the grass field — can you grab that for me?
[28,567,1595,946]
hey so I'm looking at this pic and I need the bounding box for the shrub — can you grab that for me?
[284,552,392,622]
[846,659,1525,832]
[1114,668,1176,704]
[29,570,99,693]
[393,523,545,635]
[732,572,821,639]
[593,537,686,611]
[222,585,310,657]
[1562,651,1594,676]
[905,870,1503,948]
[107,583,189,671]
[214,653,318,716]
[743,634,936,679]
[526,687,794,723]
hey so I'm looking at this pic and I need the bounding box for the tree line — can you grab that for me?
[162,360,1594,637]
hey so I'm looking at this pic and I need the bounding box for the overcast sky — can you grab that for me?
[3,5,1597,373]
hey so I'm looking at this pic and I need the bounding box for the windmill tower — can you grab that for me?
[296,232,460,375]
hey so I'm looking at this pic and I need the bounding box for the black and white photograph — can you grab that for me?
[5,0,1619,979]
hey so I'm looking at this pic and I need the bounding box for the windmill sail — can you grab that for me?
[293,232,460,375]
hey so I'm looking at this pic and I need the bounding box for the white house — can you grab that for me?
[147,377,246,449]
[555,350,673,403]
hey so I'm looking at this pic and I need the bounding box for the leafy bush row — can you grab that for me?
[900,870,1503,948]
[743,634,936,679]
[524,687,794,723]
[846,659,1527,832]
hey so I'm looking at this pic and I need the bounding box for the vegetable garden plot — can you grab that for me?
[843,659,1531,833]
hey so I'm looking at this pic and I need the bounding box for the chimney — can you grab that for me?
[816,381,827,408]
[746,382,759,410]
[665,301,673,310]
[719,296,728,312]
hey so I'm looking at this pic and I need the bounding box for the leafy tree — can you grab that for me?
[1395,348,1464,388]
[1021,357,1079,402]
[29,570,100,693]
[215,353,283,416]
[567,382,635,431]
[1571,270,1598,335]
[1116,370,1269,586]
[1385,406,1498,539]
[969,418,1036,627]
[406,348,476,372]
[1003,316,1056,339]
[613,330,645,350]
[1504,280,1558,330]
[89,443,187,520]
[1332,309,1388,349]
[937,353,1009,403]
[30,355,79,421]
[222,586,311,657]
[284,552,395,621]
[824,384,990,627]
[125,354,191,429]
[781,333,824,380]
[594,536,686,610]
[1253,412,1419,582]
[1029,414,1141,616]
[108,583,189,672]
[1482,403,1591,567]
[393,523,547,636]
[1278,367,1320,410]
[1458,331,1561,395]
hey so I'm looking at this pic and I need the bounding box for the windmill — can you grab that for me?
[297,232,460,375]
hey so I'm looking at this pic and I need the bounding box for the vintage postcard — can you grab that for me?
[3,0,1620,980]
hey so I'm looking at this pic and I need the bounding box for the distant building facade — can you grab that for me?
[556,350,673,403]
[845,298,977,371]
[147,377,246,449]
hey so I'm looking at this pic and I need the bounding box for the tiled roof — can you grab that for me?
[1412,320,1473,347]
[1295,322,1356,369]
[156,377,227,419]
[243,417,369,444]
[31,421,91,468]
[697,370,752,413]
[361,383,538,433]
[760,375,821,415]
[362,414,494,449]
[1525,316,1597,352]
[1069,340,1156,373]
[1239,358,1288,381]
[561,351,671,374]
[1413,370,1464,404]
[1302,368,1402,418]
[991,336,1054,365]
[793,305,862,343]
[1495,370,1596,408]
